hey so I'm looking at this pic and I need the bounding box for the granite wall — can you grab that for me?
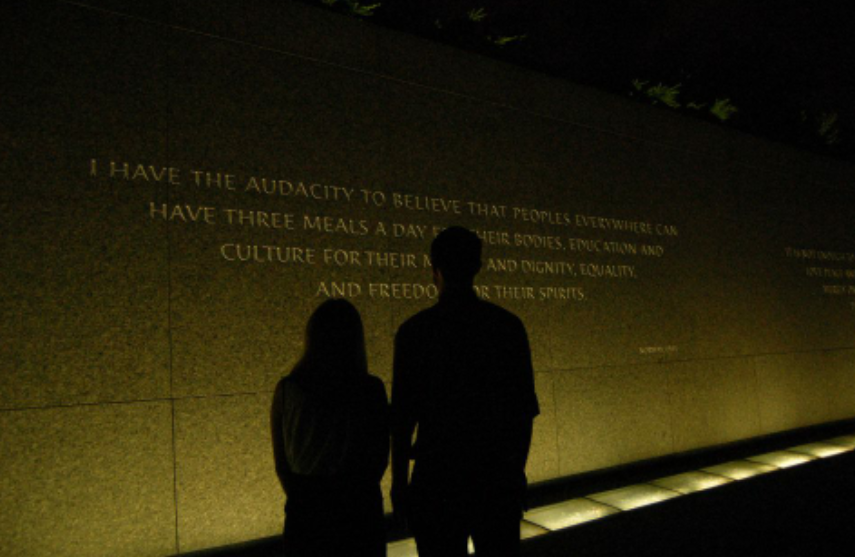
[2,1,854,555]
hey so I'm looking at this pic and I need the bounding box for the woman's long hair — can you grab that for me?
[290,298,368,382]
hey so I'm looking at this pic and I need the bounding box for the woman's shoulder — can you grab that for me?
[368,375,389,407]
[277,371,385,402]
[275,374,312,404]
[362,373,385,389]
[364,372,384,386]
[275,374,298,392]
[347,374,388,405]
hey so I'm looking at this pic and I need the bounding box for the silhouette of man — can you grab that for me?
[391,226,539,557]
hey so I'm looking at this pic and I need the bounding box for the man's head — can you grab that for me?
[430,226,482,285]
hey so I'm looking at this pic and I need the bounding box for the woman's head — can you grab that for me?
[296,298,368,379]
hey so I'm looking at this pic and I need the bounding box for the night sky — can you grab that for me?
[329,0,855,159]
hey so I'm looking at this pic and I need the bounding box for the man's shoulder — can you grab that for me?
[395,304,440,339]
[396,297,524,335]
[466,298,527,336]
[477,298,523,323]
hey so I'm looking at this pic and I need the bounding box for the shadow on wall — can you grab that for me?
[176,536,282,557]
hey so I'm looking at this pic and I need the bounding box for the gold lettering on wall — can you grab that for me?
[785,246,855,307]
[90,158,683,304]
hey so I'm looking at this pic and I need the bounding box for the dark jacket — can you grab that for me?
[391,287,539,499]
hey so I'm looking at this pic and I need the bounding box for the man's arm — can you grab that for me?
[514,319,538,508]
[517,320,540,419]
[270,380,291,494]
[390,419,415,525]
[365,377,390,484]
[390,330,417,527]
[518,416,534,469]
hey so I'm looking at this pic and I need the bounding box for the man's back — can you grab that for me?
[390,226,538,557]
[392,287,539,493]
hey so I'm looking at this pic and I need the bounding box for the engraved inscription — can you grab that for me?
[89,158,683,307]
[785,246,855,308]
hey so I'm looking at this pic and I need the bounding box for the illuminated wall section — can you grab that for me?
[2,1,854,555]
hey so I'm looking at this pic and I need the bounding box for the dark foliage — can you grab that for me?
[302,0,855,161]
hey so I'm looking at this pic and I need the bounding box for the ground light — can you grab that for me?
[386,434,855,556]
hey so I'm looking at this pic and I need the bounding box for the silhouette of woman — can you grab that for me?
[271,299,389,557]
